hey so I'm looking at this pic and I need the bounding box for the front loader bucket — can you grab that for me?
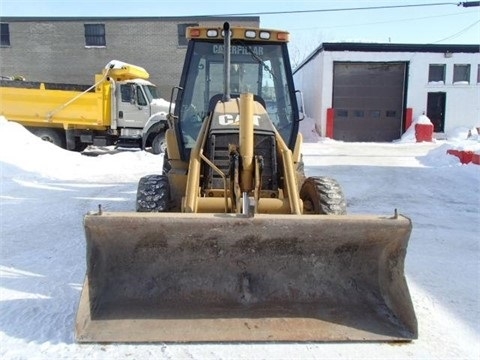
[76,212,417,342]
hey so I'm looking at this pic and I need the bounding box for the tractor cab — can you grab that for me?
[172,26,301,161]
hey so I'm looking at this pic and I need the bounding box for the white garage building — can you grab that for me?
[293,43,479,141]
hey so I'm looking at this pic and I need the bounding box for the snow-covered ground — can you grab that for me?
[1,117,479,359]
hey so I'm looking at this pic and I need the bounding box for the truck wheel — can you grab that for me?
[151,132,166,154]
[136,174,170,212]
[300,176,347,215]
[30,128,66,149]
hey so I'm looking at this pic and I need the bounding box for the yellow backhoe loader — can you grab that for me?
[75,22,417,342]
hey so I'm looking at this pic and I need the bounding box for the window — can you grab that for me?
[177,23,198,46]
[453,64,470,84]
[477,65,480,84]
[136,86,147,106]
[177,41,297,157]
[428,64,445,83]
[0,23,10,46]
[120,85,132,102]
[120,84,148,106]
[84,24,105,47]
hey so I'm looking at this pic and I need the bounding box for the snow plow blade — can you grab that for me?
[76,212,417,343]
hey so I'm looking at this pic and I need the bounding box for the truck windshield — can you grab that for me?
[177,40,298,156]
[143,85,159,102]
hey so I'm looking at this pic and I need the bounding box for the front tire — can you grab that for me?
[300,176,347,215]
[151,132,166,155]
[136,174,170,212]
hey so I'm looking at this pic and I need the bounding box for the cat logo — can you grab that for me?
[218,114,260,126]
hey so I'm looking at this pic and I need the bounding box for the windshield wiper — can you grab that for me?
[239,41,277,80]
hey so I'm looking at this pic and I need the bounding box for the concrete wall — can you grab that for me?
[294,47,479,137]
[294,52,325,135]
[0,17,259,99]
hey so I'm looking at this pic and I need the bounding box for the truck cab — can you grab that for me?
[106,62,171,153]
[117,79,158,129]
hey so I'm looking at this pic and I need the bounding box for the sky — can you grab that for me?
[0,0,479,60]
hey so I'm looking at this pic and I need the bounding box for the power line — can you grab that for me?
[202,2,475,17]
[432,19,480,43]
[289,10,476,31]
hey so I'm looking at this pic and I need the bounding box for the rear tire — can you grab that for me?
[300,176,347,215]
[30,128,66,148]
[136,174,170,212]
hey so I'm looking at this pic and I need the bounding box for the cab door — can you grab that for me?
[116,83,150,129]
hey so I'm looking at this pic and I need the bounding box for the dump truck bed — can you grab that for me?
[0,80,109,129]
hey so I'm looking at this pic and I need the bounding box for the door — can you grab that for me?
[426,92,446,133]
[332,62,407,142]
[116,83,150,129]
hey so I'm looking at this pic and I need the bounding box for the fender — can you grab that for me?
[142,112,168,149]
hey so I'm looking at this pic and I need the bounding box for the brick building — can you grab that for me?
[0,16,259,98]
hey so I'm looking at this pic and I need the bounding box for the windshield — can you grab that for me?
[143,85,159,102]
[176,40,298,157]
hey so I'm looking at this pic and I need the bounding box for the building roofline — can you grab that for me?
[294,42,480,74]
[0,16,260,23]
[320,42,479,53]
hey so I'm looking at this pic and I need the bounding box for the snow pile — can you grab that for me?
[0,116,162,182]
[396,114,480,156]
[150,98,173,119]
[447,126,480,143]
[105,59,130,69]
[447,138,480,152]
[396,114,433,143]
[420,143,470,166]
[416,114,433,125]
[299,116,322,142]
[444,126,480,163]
[151,98,172,108]
[105,59,147,74]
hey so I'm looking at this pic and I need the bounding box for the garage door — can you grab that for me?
[332,62,407,142]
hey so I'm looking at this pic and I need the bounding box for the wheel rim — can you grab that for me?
[41,135,55,143]
[153,134,166,154]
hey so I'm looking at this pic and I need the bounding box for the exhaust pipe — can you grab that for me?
[222,22,231,102]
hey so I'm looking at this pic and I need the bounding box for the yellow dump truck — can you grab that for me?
[0,60,171,153]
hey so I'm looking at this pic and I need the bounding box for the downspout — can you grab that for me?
[109,78,117,130]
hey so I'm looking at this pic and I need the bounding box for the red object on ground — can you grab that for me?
[326,108,334,138]
[415,124,434,142]
[472,153,480,165]
[447,150,476,164]
[405,108,413,130]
